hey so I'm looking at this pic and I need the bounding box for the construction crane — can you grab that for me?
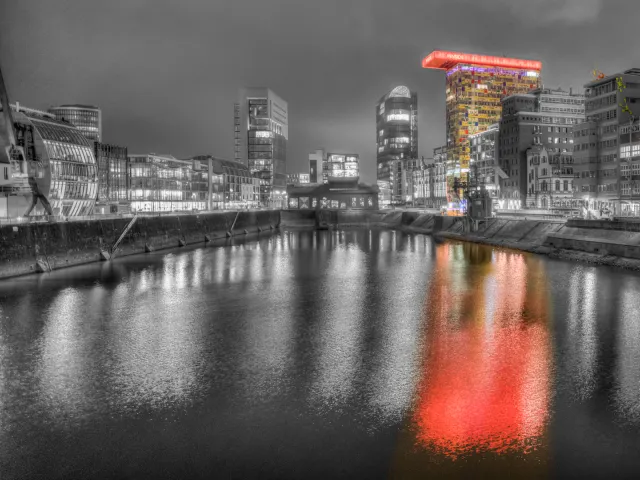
[0,59,53,216]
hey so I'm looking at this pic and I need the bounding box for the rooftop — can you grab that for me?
[422,50,541,71]
[53,104,100,110]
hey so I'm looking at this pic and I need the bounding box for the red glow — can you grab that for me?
[422,50,542,71]
[411,245,551,458]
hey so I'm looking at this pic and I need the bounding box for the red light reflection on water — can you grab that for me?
[412,245,551,458]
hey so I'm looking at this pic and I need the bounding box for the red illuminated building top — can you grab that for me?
[422,50,542,71]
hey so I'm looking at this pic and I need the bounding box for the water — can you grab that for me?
[1,229,640,479]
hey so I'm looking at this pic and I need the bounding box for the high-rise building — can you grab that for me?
[573,69,640,217]
[308,149,325,184]
[49,104,102,142]
[376,86,418,205]
[422,50,542,201]
[498,87,585,209]
[234,88,288,205]
[324,153,359,183]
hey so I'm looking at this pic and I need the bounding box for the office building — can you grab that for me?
[234,88,288,205]
[422,51,542,191]
[287,177,379,210]
[324,153,359,183]
[0,102,98,217]
[376,86,418,204]
[49,104,102,142]
[469,123,504,199]
[499,87,585,210]
[127,153,209,213]
[308,149,324,184]
[287,173,310,185]
[412,158,447,208]
[573,68,640,217]
[93,142,129,214]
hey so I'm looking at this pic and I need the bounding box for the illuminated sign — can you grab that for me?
[387,114,410,122]
[422,50,542,71]
[255,131,271,138]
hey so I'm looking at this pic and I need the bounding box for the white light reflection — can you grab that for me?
[37,288,96,421]
[367,243,430,427]
[310,246,365,410]
[566,268,598,401]
[614,276,640,424]
[239,245,295,400]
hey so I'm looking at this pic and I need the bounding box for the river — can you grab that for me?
[1,229,640,479]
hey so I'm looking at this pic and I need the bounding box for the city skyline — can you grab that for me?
[2,0,639,183]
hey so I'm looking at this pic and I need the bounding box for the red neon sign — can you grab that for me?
[422,50,542,71]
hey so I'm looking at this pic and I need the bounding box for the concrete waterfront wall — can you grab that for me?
[0,210,281,279]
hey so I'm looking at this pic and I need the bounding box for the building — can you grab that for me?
[422,50,542,197]
[412,158,447,208]
[469,123,504,200]
[0,102,98,217]
[376,86,418,204]
[499,87,585,210]
[308,149,324,184]
[234,88,288,205]
[324,153,359,183]
[93,142,129,214]
[573,68,640,217]
[287,173,310,185]
[287,177,379,210]
[49,104,102,142]
[127,153,208,213]
[526,145,576,213]
[189,156,260,210]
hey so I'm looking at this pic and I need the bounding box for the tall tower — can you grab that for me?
[422,51,542,203]
[234,87,288,205]
[376,86,418,205]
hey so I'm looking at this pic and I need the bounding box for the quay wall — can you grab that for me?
[7,209,640,279]
[0,210,280,279]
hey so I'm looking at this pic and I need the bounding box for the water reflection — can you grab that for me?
[406,243,552,460]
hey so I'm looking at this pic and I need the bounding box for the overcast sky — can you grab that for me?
[0,0,637,183]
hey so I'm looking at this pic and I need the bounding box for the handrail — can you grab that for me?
[111,215,139,255]
[229,211,241,232]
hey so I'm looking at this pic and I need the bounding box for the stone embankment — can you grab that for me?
[0,210,280,279]
[282,210,640,271]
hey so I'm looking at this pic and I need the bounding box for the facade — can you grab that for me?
[286,173,310,185]
[499,87,585,209]
[93,142,129,214]
[234,88,288,205]
[197,156,260,210]
[412,158,447,208]
[469,123,503,201]
[308,149,324,184]
[526,145,576,213]
[324,153,359,183]
[287,177,379,210]
[0,103,98,217]
[422,51,542,196]
[127,153,208,213]
[376,86,418,204]
[573,69,640,217]
[49,104,102,142]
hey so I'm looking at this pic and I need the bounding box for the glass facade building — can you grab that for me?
[323,153,359,184]
[94,142,128,212]
[234,88,288,206]
[422,51,542,199]
[127,154,208,213]
[376,86,418,205]
[49,104,102,142]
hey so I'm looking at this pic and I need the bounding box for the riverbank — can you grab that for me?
[0,210,280,279]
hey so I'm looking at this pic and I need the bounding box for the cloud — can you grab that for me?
[477,0,603,25]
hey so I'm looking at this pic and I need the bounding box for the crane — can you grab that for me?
[0,59,53,216]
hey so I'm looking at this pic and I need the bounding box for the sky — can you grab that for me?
[0,0,638,183]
